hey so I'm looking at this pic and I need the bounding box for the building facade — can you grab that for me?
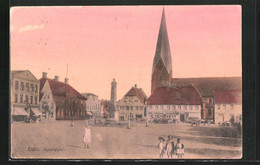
[39,72,87,120]
[172,77,242,122]
[11,70,41,121]
[117,84,148,120]
[100,100,110,118]
[147,85,202,123]
[151,8,173,94]
[214,89,242,124]
[82,93,102,118]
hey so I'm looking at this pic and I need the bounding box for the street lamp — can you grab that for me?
[127,113,131,129]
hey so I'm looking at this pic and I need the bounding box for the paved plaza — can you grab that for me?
[11,120,242,159]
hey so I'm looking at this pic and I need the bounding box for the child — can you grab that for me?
[165,135,174,158]
[82,122,92,149]
[157,137,165,158]
[175,138,184,158]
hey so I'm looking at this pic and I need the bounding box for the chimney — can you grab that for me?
[54,75,59,81]
[42,72,47,78]
[64,77,69,84]
[134,84,137,88]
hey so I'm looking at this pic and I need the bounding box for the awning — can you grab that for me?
[31,108,42,116]
[13,107,29,116]
[87,112,93,115]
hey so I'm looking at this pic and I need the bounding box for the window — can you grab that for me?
[15,94,18,103]
[231,104,234,109]
[31,84,34,92]
[155,106,158,110]
[173,105,176,110]
[208,109,212,116]
[48,95,50,99]
[35,97,37,104]
[26,83,29,91]
[25,95,28,103]
[20,95,23,103]
[35,85,38,93]
[30,96,33,104]
[209,98,212,103]
[160,105,164,110]
[136,106,139,110]
[51,103,54,109]
[184,105,187,110]
[190,105,193,110]
[21,82,24,91]
[126,106,129,110]
[15,81,19,90]
[130,106,133,110]
[178,105,181,109]
[135,99,138,102]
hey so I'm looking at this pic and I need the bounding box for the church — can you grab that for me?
[149,8,242,123]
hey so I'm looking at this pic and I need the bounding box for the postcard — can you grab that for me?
[10,5,242,159]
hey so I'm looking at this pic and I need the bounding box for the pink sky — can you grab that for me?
[10,5,241,100]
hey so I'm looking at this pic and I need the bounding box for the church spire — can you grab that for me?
[152,8,172,74]
[151,8,173,94]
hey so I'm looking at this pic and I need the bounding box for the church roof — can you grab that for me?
[152,8,172,74]
[172,77,242,97]
[125,87,148,104]
[39,78,87,100]
[214,89,242,104]
[147,86,202,105]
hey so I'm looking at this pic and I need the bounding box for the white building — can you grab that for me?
[147,85,202,123]
[214,89,242,124]
[117,84,148,120]
[10,70,41,121]
[82,93,102,118]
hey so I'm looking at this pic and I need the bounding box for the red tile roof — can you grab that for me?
[172,77,242,97]
[39,78,87,100]
[147,86,202,105]
[214,89,242,104]
[125,87,148,104]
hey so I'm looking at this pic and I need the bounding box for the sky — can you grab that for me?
[10,5,242,100]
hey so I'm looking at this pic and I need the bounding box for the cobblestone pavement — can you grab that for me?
[11,120,242,159]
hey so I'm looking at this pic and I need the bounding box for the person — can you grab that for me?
[157,136,165,158]
[165,135,174,158]
[175,138,184,158]
[82,121,92,149]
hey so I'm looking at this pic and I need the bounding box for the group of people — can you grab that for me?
[158,135,185,159]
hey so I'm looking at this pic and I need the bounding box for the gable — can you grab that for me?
[12,70,39,82]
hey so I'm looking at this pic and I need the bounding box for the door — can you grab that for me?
[180,114,185,122]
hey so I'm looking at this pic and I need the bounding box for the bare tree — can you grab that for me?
[64,95,80,126]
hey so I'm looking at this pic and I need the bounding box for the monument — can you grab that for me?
[108,78,119,123]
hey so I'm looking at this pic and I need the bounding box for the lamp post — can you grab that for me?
[127,113,131,129]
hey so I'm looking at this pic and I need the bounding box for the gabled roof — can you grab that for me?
[172,77,242,97]
[214,89,242,104]
[39,78,87,100]
[152,8,172,74]
[124,87,148,104]
[11,70,39,81]
[147,86,202,105]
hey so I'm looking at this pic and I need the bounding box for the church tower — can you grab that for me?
[151,8,173,94]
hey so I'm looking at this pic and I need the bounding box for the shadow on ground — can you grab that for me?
[185,147,241,158]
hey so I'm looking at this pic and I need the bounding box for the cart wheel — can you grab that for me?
[29,119,34,123]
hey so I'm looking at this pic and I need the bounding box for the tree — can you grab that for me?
[64,94,80,126]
